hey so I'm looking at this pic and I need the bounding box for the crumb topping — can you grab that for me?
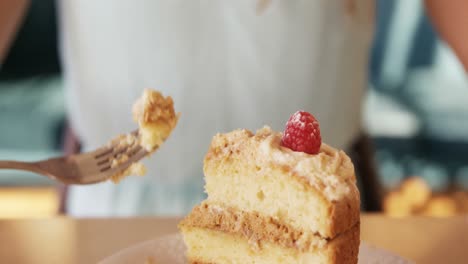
[206,126,354,201]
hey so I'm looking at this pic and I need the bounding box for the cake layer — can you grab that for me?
[180,203,328,252]
[203,127,359,238]
[180,203,360,253]
[181,225,359,264]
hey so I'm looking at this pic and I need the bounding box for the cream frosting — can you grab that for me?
[208,126,355,201]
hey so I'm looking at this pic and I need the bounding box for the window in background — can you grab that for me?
[366,0,468,216]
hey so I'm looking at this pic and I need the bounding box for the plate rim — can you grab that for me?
[99,233,413,264]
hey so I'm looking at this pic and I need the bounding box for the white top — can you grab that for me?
[59,0,374,216]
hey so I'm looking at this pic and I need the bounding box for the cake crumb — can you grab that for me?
[110,162,147,183]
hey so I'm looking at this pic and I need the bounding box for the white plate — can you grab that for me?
[100,233,412,264]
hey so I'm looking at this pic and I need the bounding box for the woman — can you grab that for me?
[58,0,468,216]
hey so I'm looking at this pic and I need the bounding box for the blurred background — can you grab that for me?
[0,0,467,218]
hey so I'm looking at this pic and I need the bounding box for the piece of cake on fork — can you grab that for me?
[179,111,360,264]
[109,89,180,183]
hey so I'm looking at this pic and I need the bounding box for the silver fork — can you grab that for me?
[0,131,149,184]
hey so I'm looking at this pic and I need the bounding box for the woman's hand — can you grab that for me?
[0,0,29,64]
[425,0,468,72]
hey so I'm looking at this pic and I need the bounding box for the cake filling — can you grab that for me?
[180,202,360,253]
[181,225,360,264]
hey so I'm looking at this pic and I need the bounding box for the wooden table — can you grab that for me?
[0,214,467,264]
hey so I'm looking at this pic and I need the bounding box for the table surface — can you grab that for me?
[0,214,467,264]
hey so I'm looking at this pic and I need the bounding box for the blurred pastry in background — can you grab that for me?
[421,196,458,217]
[384,177,468,217]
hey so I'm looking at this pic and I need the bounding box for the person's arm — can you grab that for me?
[425,0,468,71]
[0,0,29,64]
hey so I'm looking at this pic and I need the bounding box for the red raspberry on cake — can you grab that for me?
[281,111,321,154]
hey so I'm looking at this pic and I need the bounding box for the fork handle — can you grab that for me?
[0,160,42,174]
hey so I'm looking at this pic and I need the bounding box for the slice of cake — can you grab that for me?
[109,89,179,183]
[179,111,360,263]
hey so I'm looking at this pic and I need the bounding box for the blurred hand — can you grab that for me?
[425,0,468,72]
[0,0,29,64]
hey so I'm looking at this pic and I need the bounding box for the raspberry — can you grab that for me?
[281,111,321,154]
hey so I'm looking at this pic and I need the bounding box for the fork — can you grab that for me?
[0,131,149,184]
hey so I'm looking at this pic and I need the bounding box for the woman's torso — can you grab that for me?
[59,0,374,216]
